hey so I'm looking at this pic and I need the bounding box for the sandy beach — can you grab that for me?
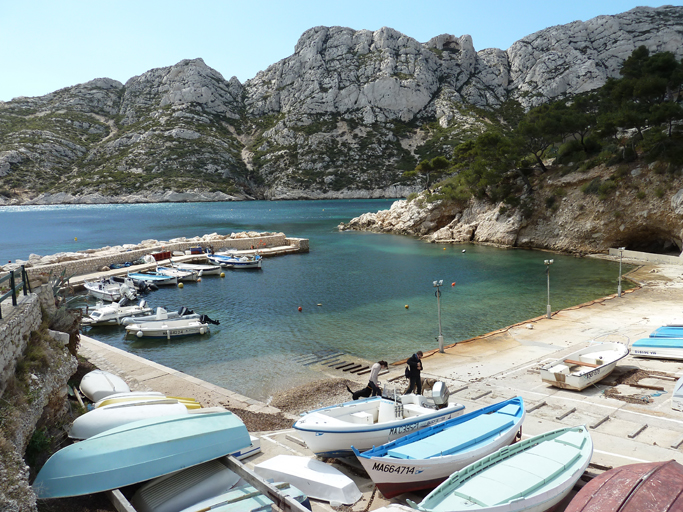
[77,255,683,511]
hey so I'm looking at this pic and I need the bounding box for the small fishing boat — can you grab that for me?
[179,482,311,512]
[83,277,137,302]
[125,315,217,339]
[120,306,200,326]
[254,455,361,505]
[208,252,262,269]
[69,399,189,440]
[565,459,683,512]
[408,425,593,512]
[293,390,465,458]
[171,260,223,276]
[353,397,525,498]
[79,370,130,402]
[632,337,683,360]
[540,341,629,391]
[81,299,153,326]
[156,265,199,282]
[128,271,178,286]
[32,410,251,499]
[94,391,200,410]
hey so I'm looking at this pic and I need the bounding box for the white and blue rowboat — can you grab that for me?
[649,326,683,338]
[156,266,199,282]
[208,253,262,269]
[127,271,178,286]
[353,397,525,498]
[171,261,223,276]
[540,341,629,391]
[179,482,311,512]
[408,425,593,512]
[79,369,130,402]
[292,394,465,458]
[632,337,683,360]
[32,410,251,499]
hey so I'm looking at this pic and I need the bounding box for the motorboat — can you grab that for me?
[171,260,223,276]
[254,455,361,505]
[565,460,683,511]
[293,384,465,458]
[632,337,683,360]
[125,315,219,339]
[127,271,178,286]
[79,369,130,402]
[120,306,200,326]
[408,425,593,512]
[83,277,137,302]
[540,341,629,391]
[156,265,199,282]
[81,299,153,326]
[69,399,189,440]
[208,252,262,269]
[353,397,525,498]
[32,410,251,499]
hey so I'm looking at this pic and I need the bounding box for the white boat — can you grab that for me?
[208,252,262,269]
[120,306,200,326]
[69,399,189,440]
[408,425,593,512]
[156,266,199,282]
[293,391,465,458]
[128,271,178,286]
[93,391,200,410]
[125,316,213,339]
[254,454,361,505]
[179,482,310,512]
[83,277,137,302]
[540,341,629,391]
[79,370,130,402]
[632,337,683,360]
[171,261,223,276]
[353,397,525,498]
[81,299,153,326]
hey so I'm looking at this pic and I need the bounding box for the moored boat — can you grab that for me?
[125,316,217,339]
[632,337,683,360]
[79,369,130,402]
[171,260,223,276]
[353,397,525,498]
[81,299,153,326]
[293,391,465,458]
[156,265,199,282]
[540,341,629,391]
[120,306,200,326]
[32,410,252,499]
[208,252,262,269]
[565,459,683,512]
[408,425,593,512]
[84,277,137,302]
[128,271,178,286]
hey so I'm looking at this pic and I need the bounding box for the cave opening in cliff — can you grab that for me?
[623,233,682,256]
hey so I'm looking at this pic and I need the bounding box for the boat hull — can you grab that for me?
[32,411,251,499]
[125,320,210,339]
[632,337,683,360]
[79,370,130,402]
[355,398,525,498]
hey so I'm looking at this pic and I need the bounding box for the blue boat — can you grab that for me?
[632,337,683,360]
[649,326,683,338]
[32,411,251,499]
[208,253,262,269]
[352,397,525,498]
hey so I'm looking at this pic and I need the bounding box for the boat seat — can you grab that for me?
[349,411,373,425]
[378,401,400,423]
[548,364,570,375]
[402,404,430,418]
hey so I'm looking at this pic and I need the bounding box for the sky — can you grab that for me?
[1,1,681,102]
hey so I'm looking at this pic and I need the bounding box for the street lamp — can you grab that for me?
[433,280,444,353]
[544,260,554,319]
[618,247,625,297]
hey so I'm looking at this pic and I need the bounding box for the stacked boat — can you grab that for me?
[632,324,683,360]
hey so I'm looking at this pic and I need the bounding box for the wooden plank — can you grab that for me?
[628,423,648,439]
[671,434,683,449]
[343,364,363,372]
[528,400,547,413]
[349,366,370,374]
[564,359,600,368]
[628,383,665,391]
[589,415,610,429]
[471,390,492,400]
[556,407,577,420]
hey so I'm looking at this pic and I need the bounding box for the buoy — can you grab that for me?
[405,305,409,309]
[178,282,184,288]
[462,249,466,253]
[199,327,206,335]
[136,331,143,338]
[220,272,225,278]
[452,282,456,287]
[197,277,202,282]
[443,247,446,250]
[298,306,302,312]
[317,303,322,306]
[74,237,77,241]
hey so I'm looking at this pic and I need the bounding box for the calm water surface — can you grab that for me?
[0,200,629,400]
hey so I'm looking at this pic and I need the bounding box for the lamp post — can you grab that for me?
[544,260,554,319]
[433,280,444,353]
[618,247,625,297]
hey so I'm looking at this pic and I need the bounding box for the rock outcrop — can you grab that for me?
[1,6,682,203]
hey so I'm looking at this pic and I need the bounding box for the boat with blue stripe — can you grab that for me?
[632,336,683,360]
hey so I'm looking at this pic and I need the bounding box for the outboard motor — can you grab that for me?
[118,296,132,307]
[139,299,147,309]
[199,314,220,325]
[177,306,194,317]
[430,381,451,409]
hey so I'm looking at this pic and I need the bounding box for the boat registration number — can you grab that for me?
[372,462,416,475]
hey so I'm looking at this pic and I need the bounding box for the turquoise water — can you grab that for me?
[0,200,629,400]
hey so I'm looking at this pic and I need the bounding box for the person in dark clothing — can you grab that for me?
[404,351,423,395]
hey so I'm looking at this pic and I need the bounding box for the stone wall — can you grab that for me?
[607,248,683,265]
[0,294,41,398]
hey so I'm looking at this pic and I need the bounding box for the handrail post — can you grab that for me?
[22,265,29,295]
[10,270,17,306]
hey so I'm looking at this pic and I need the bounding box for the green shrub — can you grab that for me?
[655,187,665,198]
[636,190,646,200]
[581,178,602,195]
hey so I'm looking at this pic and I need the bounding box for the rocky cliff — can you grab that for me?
[1,6,683,204]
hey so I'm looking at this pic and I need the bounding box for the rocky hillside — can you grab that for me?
[1,6,682,204]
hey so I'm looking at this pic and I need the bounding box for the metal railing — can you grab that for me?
[0,266,31,319]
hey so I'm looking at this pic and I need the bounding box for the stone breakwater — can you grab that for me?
[1,231,309,280]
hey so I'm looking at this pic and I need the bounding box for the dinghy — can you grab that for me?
[125,316,215,339]
[254,455,361,505]
[81,299,153,326]
[171,261,223,276]
[69,399,189,440]
[353,397,525,498]
[293,391,464,458]
[127,271,178,286]
[408,425,593,512]
[565,459,683,512]
[540,341,629,391]
[156,266,199,282]
[208,252,262,269]
[84,277,137,302]
[79,369,130,402]
[179,482,311,512]
[94,391,200,410]
[32,410,251,499]
[632,337,683,360]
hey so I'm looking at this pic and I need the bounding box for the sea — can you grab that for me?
[0,200,631,401]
